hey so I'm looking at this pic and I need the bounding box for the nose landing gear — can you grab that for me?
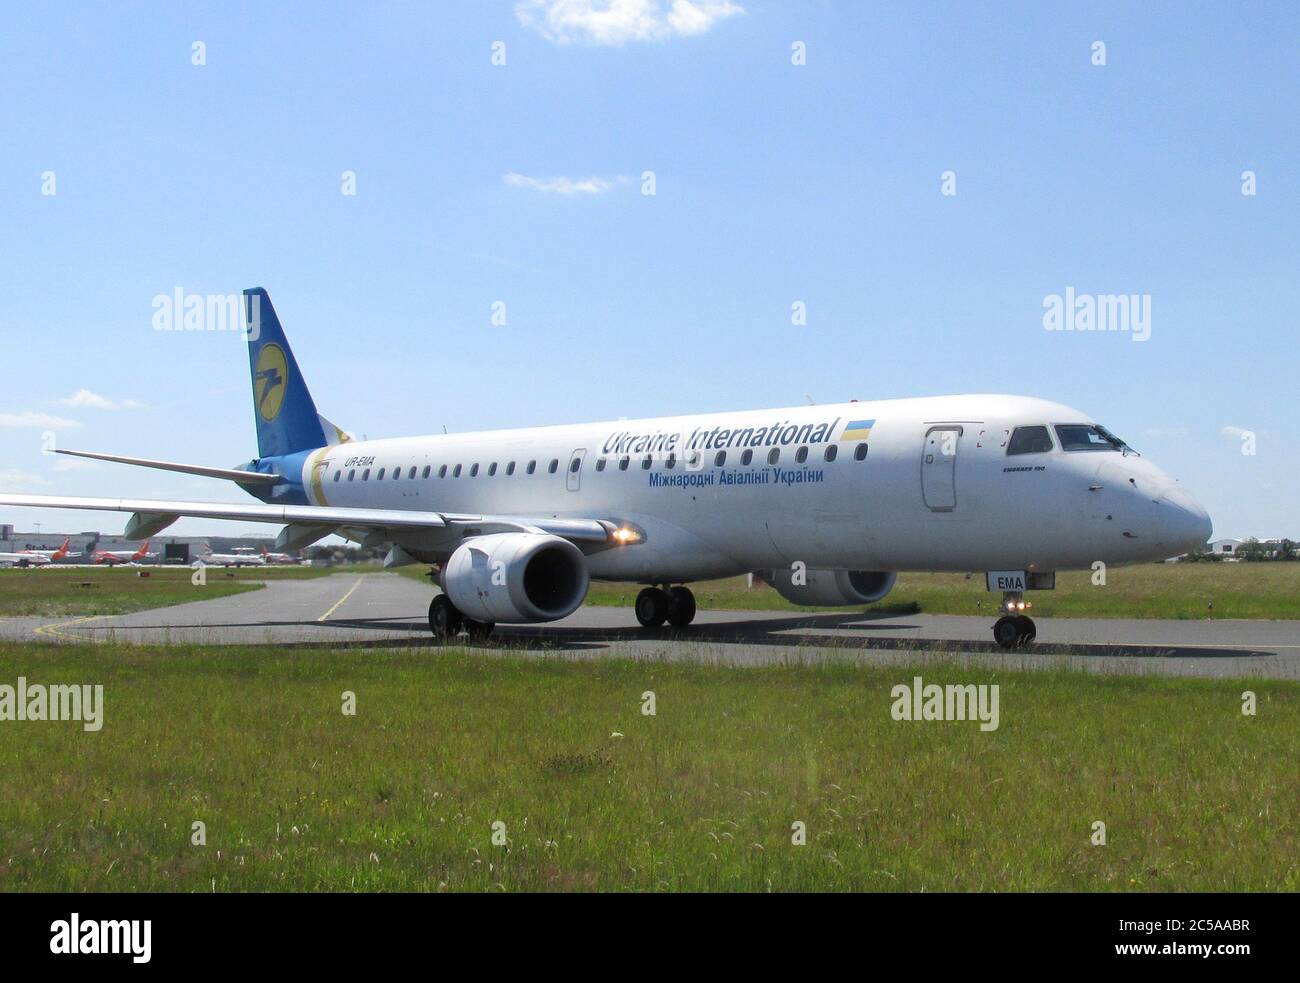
[992,592,1036,649]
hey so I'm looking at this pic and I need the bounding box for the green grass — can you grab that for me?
[0,564,376,618]
[567,564,1300,620]
[0,642,1294,892]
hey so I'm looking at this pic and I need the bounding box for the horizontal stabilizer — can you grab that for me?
[54,449,280,485]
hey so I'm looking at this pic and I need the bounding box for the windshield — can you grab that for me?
[1054,424,1136,455]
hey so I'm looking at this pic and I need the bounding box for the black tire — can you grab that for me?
[1016,615,1036,645]
[993,615,1021,650]
[666,586,697,627]
[635,587,669,628]
[464,618,494,640]
[428,594,463,639]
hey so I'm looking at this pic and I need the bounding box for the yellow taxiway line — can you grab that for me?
[33,615,106,641]
[318,576,366,622]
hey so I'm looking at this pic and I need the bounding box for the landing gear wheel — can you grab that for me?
[1016,615,1036,646]
[666,586,697,627]
[428,594,463,639]
[464,618,495,640]
[993,615,1021,650]
[635,587,669,628]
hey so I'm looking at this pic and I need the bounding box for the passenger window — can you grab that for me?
[376,468,385,480]
[438,465,447,478]
[741,449,753,466]
[470,464,479,477]
[453,464,462,478]
[348,469,356,481]
[1007,425,1054,455]
[362,469,370,481]
[854,443,868,461]
[506,461,515,475]
[526,460,536,475]
[392,468,400,480]
[548,459,559,474]
[488,462,498,476]
[618,456,630,471]
[595,457,606,472]
[714,451,726,467]
[409,467,416,479]
[422,466,431,479]
[664,453,675,470]
[641,454,652,470]
[824,445,837,462]
[333,471,341,482]
[768,448,780,465]
[569,457,580,473]
[795,446,808,464]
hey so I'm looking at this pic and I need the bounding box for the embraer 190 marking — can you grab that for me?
[0,288,1212,649]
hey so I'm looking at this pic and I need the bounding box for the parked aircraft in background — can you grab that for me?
[92,540,155,565]
[0,549,52,568]
[198,545,266,567]
[19,538,77,562]
[260,545,299,565]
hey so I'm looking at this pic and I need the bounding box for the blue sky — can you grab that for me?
[1,1,1296,539]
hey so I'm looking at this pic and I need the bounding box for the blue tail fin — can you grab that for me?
[243,288,327,458]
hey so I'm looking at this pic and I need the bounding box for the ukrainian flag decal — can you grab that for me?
[840,418,875,441]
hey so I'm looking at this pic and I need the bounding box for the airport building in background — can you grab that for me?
[0,523,293,564]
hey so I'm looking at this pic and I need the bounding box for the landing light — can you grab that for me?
[612,527,644,545]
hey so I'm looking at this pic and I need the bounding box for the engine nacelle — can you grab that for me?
[759,568,896,607]
[442,533,590,624]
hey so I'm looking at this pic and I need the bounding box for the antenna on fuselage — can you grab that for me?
[805,394,816,405]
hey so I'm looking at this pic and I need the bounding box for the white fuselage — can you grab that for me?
[0,552,51,567]
[294,394,1211,582]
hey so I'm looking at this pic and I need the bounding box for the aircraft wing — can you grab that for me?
[0,493,621,549]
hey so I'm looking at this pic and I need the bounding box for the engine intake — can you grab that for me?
[759,568,896,607]
[442,532,590,624]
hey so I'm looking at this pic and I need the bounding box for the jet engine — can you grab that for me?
[759,568,896,606]
[441,532,590,623]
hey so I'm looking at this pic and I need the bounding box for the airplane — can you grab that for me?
[198,544,266,567]
[260,545,299,565]
[0,288,1212,649]
[18,538,77,562]
[0,549,52,568]
[91,540,155,566]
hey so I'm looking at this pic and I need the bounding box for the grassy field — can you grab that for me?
[571,564,1300,620]
[0,642,1294,892]
[0,564,377,618]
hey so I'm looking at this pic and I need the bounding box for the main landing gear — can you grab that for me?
[635,585,697,628]
[992,592,1036,649]
[428,594,494,641]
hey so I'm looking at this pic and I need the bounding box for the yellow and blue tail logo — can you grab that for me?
[243,288,326,458]
[840,418,875,441]
[254,343,289,423]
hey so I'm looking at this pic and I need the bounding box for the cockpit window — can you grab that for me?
[1006,425,1053,455]
[1054,424,1135,454]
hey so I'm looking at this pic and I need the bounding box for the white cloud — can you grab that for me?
[516,0,743,46]
[53,457,101,472]
[503,171,622,196]
[1220,425,1252,440]
[0,411,81,430]
[59,389,142,410]
[0,469,51,490]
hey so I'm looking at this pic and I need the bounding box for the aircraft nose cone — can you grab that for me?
[1159,486,1212,554]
